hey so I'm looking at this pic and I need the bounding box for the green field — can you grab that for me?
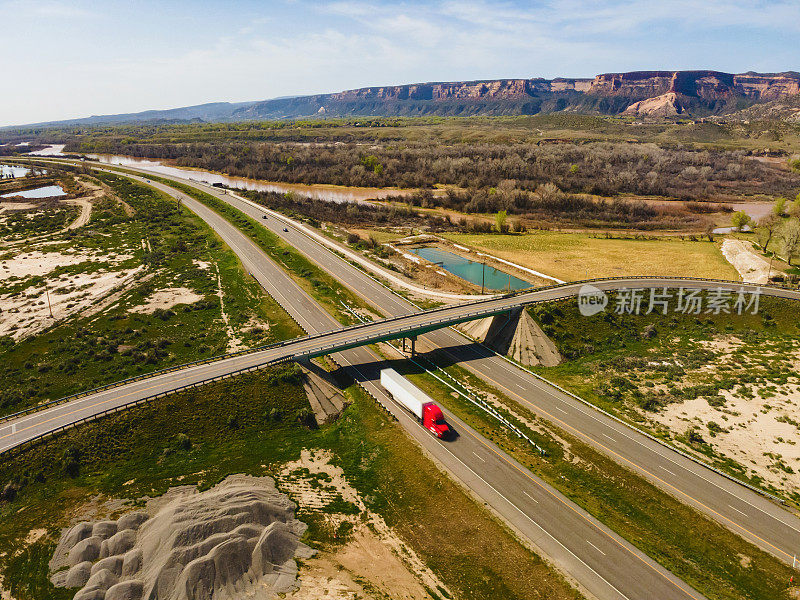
[0,366,581,600]
[443,231,739,281]
[0,173,302,417]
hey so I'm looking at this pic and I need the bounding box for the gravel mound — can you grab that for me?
[51,475,312,599]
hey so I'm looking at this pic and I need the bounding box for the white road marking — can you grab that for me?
[472,451,485,462]
[729,504,749,518]
[603,433,617,442]
[659,466,677,477]
[587,540,607,556]
[553,406,568,414]
[523,490,539,503]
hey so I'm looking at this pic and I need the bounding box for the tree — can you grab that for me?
[781,220,800,265]
[704,223,716,242]
[757,213,780,252]
[494,210,508,233]
[731,211,751,232]
[788,197,800,219]
[773,197,787,216]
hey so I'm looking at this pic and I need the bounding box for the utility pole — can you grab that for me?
[44,278,54,319]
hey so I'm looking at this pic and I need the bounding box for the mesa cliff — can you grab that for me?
[232,70,800,120]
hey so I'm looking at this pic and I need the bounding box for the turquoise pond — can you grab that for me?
[409,247,531,291]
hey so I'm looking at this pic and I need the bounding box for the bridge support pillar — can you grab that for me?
[410,335,417,356]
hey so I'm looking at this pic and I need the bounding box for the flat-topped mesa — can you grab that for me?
[325,78,594,102]
[735,71,800,100]
[590,70,800,101]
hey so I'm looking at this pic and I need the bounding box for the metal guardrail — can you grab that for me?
[1,354,293,457]
[3,276,794,427]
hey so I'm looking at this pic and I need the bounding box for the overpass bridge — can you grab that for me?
[2,276,796,455]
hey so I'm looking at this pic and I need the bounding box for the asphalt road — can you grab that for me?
[179,176,800,567]
[0,169,710,600]
[15,159,800,569]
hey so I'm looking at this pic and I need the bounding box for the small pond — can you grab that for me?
[1,164,31,178]
[1,185,66,199]
[409,246,531,291]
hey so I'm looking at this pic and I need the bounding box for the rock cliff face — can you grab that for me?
[233,70,800,120]
[589,70,800,102]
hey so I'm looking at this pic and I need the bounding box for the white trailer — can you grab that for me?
[380,368,430,419]
[380,368,451,438]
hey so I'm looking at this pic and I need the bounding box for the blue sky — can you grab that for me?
[1,0,798,125]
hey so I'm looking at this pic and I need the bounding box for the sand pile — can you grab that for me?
[459,309,561,366]
[721,239,774,284]
[50,475,312,600]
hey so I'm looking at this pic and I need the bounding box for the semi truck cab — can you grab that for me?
[422,402,450,439]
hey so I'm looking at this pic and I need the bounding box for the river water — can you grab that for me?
[410,246,531,291]
[85,154,412,203]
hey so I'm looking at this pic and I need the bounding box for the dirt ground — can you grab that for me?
[0,247,143,340]
[128,287,204,314]
[278,450,450,600]
[648,336,800,496]
[720,238,777,284]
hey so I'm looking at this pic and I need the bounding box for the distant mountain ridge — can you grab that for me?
[10,70,800,128]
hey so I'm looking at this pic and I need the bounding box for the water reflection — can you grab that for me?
[1,185,66,199]
[87,154,411,204]
[409,246,531,291]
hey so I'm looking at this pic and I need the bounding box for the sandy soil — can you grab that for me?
[647,336,800,496]
[64,198,92,229]
[0,247,143,340]
[213,262,243,353]
[721,238,775,283]
[128,287,203,314]
[654,388,800,495]
[278,450,449,600]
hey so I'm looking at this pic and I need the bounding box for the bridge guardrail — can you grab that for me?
[3,276,794,426]
[1,354,294,457]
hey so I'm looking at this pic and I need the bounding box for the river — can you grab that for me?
[85,154,414,204]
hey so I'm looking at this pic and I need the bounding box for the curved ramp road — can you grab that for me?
[1,170,709,600]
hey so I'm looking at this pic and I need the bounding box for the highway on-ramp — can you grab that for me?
[0,169,710,600]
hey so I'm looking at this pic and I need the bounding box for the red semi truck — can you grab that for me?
[380,368,450,439]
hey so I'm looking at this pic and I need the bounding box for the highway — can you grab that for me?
[16,158,800,569]
[168,173,800,567]
[0,168,711,600]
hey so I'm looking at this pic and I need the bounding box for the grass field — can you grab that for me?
[527,294,800,504]
[389,351,798,600]
[443,231,739,281]
[140,176,381,324]
[0,366,581,600]
[0,174,302,417]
